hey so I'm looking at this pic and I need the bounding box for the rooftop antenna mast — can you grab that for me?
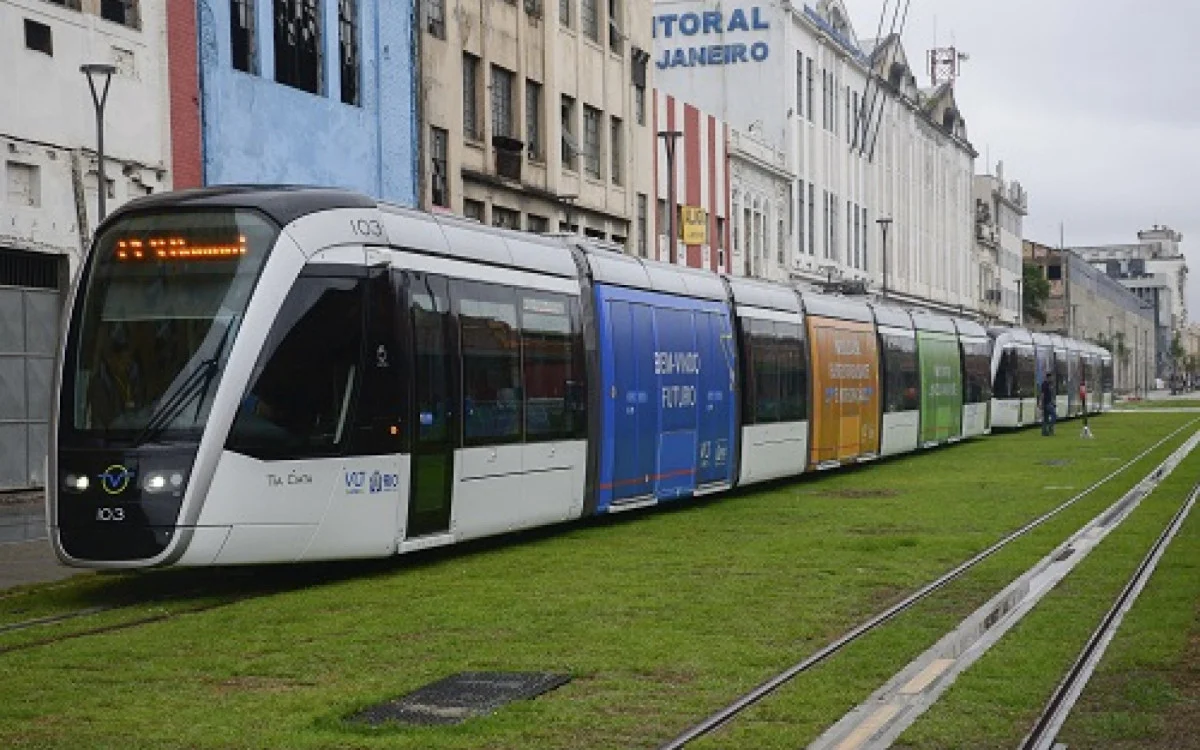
[928,43,969,87]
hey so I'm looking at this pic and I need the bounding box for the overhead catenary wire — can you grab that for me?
[856,0,909,158]
[867,0,913,163]
[851,0,893,152]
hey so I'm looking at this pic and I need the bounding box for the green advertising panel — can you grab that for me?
[917,331,963,445]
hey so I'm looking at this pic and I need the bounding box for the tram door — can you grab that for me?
[609,300,657,503]
[405,272,458,538]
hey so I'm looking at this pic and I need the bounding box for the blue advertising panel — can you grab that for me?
[595,284,737,511]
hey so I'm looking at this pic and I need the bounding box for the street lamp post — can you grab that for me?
[657,130,683,264]
[81,63,117,221]
[875,217,892,299]
[1015,278,1022,326]
[1143,327,1150,394]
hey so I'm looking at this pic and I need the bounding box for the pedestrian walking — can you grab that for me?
[1041,377,1056,436]
[1079,379,1093,438]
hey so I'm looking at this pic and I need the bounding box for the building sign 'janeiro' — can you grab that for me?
[654,7,771,69]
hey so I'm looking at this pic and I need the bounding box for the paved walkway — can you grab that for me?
[0,493,87,591]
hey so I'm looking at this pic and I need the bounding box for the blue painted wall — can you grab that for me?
[196,0,416,205]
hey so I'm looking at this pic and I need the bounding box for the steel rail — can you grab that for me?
[659,419,1198,749]
[0,598,241,656]
[1020,479,1200,750]
[0,605,115,634]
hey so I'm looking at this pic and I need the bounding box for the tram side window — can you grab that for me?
[994,349,1017,399]
[456,281,522,444]
[411,273,453,446]
[881,334,918,412]
[349,269,406,454]
[521,292,586,441]
[1035,346,1053,388]
[1054,355,1068,394]
[961,341,992,404]
[737,318,756,422]
[777,322,807,421]
[228,273,364,459]
[750,318,781,424]
[1018,349,1036,398]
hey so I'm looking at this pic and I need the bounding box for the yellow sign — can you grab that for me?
[680,206,707,245]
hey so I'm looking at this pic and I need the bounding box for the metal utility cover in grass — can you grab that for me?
[349,672,571,726]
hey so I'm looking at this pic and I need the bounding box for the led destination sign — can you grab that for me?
[114,236,249,261]
[654,6,772,69]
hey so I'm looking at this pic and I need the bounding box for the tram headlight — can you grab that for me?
[63,473,90,493]
[142,470,186,494]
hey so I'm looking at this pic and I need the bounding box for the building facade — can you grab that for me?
[1024,241,1155,394]
[650,0,976,312]
[727,125,789,282]
[1,0,169,489]
[1183,322,1200,388]
[972,163,1026,325]
[175,0,417,203]
[868,37,975,311]
[1068,226,1190,379]
[4,0,171,269]
[416,0,654,244]
[653,92,730,271]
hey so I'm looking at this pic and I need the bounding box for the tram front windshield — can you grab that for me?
[68,209,277,444]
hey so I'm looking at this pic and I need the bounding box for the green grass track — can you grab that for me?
[894,430,1200,749]
[0,412,1196,750]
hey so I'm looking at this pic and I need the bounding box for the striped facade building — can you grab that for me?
[653,92,731,273]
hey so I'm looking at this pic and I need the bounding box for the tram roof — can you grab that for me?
[909,309,957,334]
[953,318,988,339]
[801,292,873,323]
[573,242,729,301]
[988,326,1035,346]
[725,276,803,313]
[101,185,377,231]
[868,303,914,331]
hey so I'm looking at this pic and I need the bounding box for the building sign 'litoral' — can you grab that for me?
[654,7,771,69]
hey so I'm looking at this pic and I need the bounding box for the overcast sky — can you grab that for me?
[839,0,1200,323]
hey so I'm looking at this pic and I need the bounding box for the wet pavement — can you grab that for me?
[0,491,86,590]
[0,497,45,545]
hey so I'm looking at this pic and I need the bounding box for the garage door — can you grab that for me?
[0,249,63,490]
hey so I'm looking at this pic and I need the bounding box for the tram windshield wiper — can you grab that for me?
[130,316,237,447]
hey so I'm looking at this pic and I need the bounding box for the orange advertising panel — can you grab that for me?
[808,318,881,466]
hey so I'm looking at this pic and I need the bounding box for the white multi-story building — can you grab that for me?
[973,162,1027,324]
[2,0,171,275]
[417,0,655,245]
[1069,226,1190,378]
[0,0,170,490]
[651,0,976,310]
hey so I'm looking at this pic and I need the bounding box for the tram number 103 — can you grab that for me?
[96,507,126,522]
[349,218,384,237]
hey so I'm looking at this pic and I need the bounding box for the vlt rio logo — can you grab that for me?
[99,464,135,495]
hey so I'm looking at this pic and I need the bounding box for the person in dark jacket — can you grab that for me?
[1041,377,1056,436]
